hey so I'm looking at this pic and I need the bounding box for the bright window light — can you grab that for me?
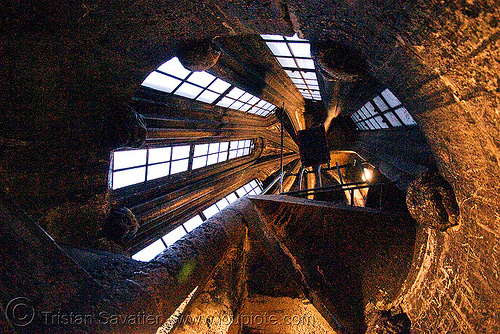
[148,147,171,164]
[277,57,297,68]
[196,91,220,104]
[172,145,190,160]
[260,34,284,41]
[192,140,254,170]
[208,79,231,93]
[183,215,204,232]
[157,57,191,79]
[395,107,417,125]
[142,72,182,93]
[351,89,416,131]
[289,43,311,58]
[265,42,292,56]
[203,204,219,220]
[162,225,187,246]
[373,96,389,112]
[113,150,147,170]
[147,162,170,181]
[132,239,166,262]
[187,71,216,87]
[141,57,275,117]
[175,82,204,99]
[262,34,321,101]
[381,88,401,108]
[113,167,146,189]
[170,159,189,174]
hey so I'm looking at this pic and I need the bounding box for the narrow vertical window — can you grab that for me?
[261,34,322,101]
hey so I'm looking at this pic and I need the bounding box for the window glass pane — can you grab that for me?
[395,107,417,125]
[218,152,228,162]
[285,70,301,78]
[374,116,389,128]
[113,150,147,170]
[184,215,204,232]
[196,91,220,104]
[157,57,191,79]
[238,104,251,112]
[248,96,260,105]
[244,184,253,193]
[194,144,209,156]
[359,108,370,119]
[187,71,216,87]
[239,93,254,103]
[285,34,307,41]
[148,147,171,164]
[261,34,284,40]
[381,89,401,108]
[236,186,246,198]
[229,150,237,159]
[226,193,238,203]
[219,142,229,151]
[175,82,204,99]
[364,103,377,116]
[113,167,146,189]
[277,57,297,68]
[208,142,219,154]
[192,156,207,169]
[208,79,231,94]
[256,100,267,107]
[369,118,381,129]
[172,145,190,160]
[147,162,170,180]
[289,43,311,58]
[216,198,229,210]
[373,96,389,112]
[203,204,219,219]
[163,225,187,246]
[356,110,366,120]
[132,239,166,262]
[384,112,402,127]
[229,101,244,110]
[248,106,259,114]
[207,153,218,165]
[216,97,234,108]
[265,42,292,56]
[301,71,317,79]
[365,120,375,130]
[142,72,182,93]
[227,87,245,99]
[296,58,315,69]
[170,159,189,174]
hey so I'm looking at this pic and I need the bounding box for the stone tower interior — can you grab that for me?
[1,1,499,333]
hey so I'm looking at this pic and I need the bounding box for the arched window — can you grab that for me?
[131,179,263,262]
[110,140,256,190]
[261,34,322,101]
[141,57,277,117]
